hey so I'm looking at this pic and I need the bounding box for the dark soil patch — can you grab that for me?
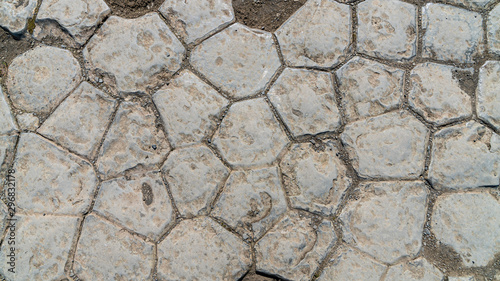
[103,0,165,18]
[0,28,33,67]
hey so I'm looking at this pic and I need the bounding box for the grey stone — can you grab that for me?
[477,61,500,131]
[0,0,37,34]
[0,88,17,135]
[488,4,500,56]
[445,0,494,8]
[448,276,477,281]
[385,258,443,281]
[15,112,39,131]
[0,135,16,171]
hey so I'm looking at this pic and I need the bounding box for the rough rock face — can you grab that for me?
[477,61,500,131]
[488,4,500,56]
[385,258,443,281]
[0,0,37,34]
[0,87,17,135]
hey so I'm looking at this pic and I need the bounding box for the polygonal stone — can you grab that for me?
[422,4,483,63]
[385,258,443,281]
[162,145,229,217]
[7,46,82,115]
[191,23,280,99]
[427,122,500,190]
[0,135,16,170]
[73,214,155,280]
[159,0,234,43]
[357,0,417,61]
[213,98,289,167]
[268,68,341,137]
[0,88,17,135]
[0,215,80,280]
[448,276,477,281]
[336,56,405,122]
[153,70,228,148]
[84,13,185,95]
[212,167,287,240]
[96,101,170,179]
[14,133,97,214]
[0,0,37,34]
[38,82,116,159]
[409,62,472,125]
[279,141,351,216]
[432,192,500,267]
[488,5,500,56]
[341,111,429,179]
[445,0,494,9]
[340,181,428,264]
[94,171,174,240]
[477,61,500,131]
[275,0,351,67]
[256,211,337,281]
[157,217,252,280]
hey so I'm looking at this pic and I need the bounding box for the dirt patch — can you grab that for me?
[0,29,34,70]
[103,0,165,18]
[241,272,277,281]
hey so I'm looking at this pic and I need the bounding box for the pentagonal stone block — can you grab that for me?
[7,46,81,116]
[336,56,404,122]
[427,121,500,190]
[213,98,289,167]
[153,70,228,148]
[340,181,428,264]
[341,111,429,179]
[0,87,17,135]
[275,0,351,67]
[84,13,185,95]
[0,0,37,34]
[157,217,252,280]
[488,4,500,56]
[409,62,472,125]
[385,258,443,281]
[162,145,229,217]
[477,61,500,131]
[212,167,287,240]
[268,68,341,137]
[357,0,417,61]
[191,23,280,99]
[422,4,483,63]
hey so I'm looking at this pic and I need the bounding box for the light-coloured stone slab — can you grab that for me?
[268,68,341,136]
[448,276,477,281]
[16,112,39,131]
[275,0,351,67]
[0,88,17,135]
[385,258,443,281]
[477,61,500,131]
[445,0,494,8]
[157,217,252,280]
[489,4,500,56]
[0,135,16,170]
[0,0,37,34]
[191,23,280,99]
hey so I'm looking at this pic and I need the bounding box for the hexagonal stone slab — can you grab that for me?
[357,0,417,61]
[341,111,429,179]
[280,141,351,216]
[84,13,185,95]
[153,70,228,148]
[213,99,289,167]
[255,211,337,281]
[477,61,500,131]
[38,82,116,159]
[94,171,174,240]
[427,121,500,190]
[340,181,428,264]
[336,56,405,122]
[432,191,500,267]
[159,0,234,43]
[275,0,351,67]
[0,88,17,135]
[191,23,280,99]
[212,167,287,240]
[0,0,37,34]
[162,145,229,217]
[385,258,443,281]
[409,62,472,125]
[422,4,483,63]
[488,4,500,56]
[157,217,252,280]
[268,68,341,136]
[7,46,82,116]
[14,133,97,214]
[73,214,155,280]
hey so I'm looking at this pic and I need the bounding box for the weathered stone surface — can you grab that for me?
[73,214,155,280]
[16,112,39,131]
[14,133,97,214]
[268,68,341,136]
[432,192,500,267]
[340,181,428,264]
[280,141,351,216]
[96,101,170,179]
[94,171,174,240]
[213,99,289,167]
[0,88,17,135]
[427,121,500,190]
[159,0,234,43]
[275,0,351,67]
[488,4,500,56]
[7,46,82,115]
[212,167,287,240]
[422,4,483,63]
[162,145,229,217]
[357,0,417,61]
[341,111,429,179]
[445,0,494,8]
[157,217,252,280]
[256,211,337,281]
[38,82,116,159]
[153,70,228,148]
[84,13,185,95]
[448,276,476,281]
[336,56,405,122]
[0,135,16,170]
[477,61,500,131]
[191,23,280,99]
[409,62,472,125]
[385,258,443,281]
[0,0,37,34]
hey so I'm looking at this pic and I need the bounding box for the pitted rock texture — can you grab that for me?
[385,258,444,281]
[488,4,500,56]
[0,0,37,34]
[477,61,500,131]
